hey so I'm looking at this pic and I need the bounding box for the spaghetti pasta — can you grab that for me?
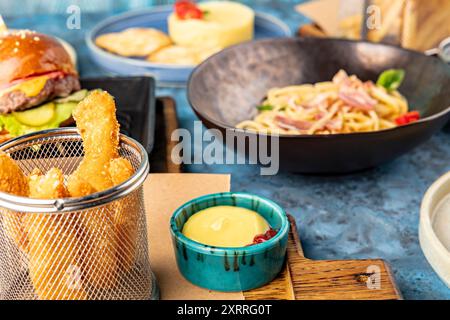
[236,70,417,135]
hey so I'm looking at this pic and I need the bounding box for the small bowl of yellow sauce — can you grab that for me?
[170,192,289,292]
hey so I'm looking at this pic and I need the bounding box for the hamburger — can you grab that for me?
[0,30,87,143]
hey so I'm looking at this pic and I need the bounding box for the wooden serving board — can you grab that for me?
[152,97,402,300]
[244,216,401,300]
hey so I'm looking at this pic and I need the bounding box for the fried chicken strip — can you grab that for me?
[25,168,87,300]
[0,152,29,252]
[67,90,120,195]
[109,158,134,186]
[109,158,138,271]
[28,168,69,198]
[66,174,96,198]
[67,90,119,287]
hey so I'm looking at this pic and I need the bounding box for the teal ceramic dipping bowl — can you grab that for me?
[170,192,289,292]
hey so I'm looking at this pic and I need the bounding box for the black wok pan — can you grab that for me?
[188,38,450,173]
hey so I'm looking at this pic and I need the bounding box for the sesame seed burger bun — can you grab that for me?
[0,30,77,87]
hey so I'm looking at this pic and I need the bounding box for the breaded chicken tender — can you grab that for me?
[66,174,96,198]
[78,205,118,287]
[0,152,29,252]
[0,152,29,196]
[109,158,138,271]
[68,90,120,195]
[68,90,119,287]
[109,157,134,185]
[28,168,69,199]
[113,192,140,272]
[26,168,87,300]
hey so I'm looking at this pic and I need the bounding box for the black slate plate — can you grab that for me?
[80,76,155,154]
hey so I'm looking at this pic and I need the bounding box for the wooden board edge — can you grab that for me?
[287,214,304,257]
[158,96,181,173]
[244,215,300,300]
[379,258,404,299]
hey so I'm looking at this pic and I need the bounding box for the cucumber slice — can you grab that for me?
[13,102,55,127]
[54,89,88,103]
[54,102,77,123]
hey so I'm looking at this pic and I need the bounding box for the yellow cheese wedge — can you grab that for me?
[168,1,254,50]
[182,206,269,248]
[3,75,49,97]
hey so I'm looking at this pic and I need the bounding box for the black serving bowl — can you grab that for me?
[188,38,450,173]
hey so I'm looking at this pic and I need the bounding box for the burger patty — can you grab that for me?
[0,74,80,114]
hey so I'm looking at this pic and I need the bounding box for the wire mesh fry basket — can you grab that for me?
[0,128,156,300]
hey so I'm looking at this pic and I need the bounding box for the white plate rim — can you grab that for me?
[419,171,450,288]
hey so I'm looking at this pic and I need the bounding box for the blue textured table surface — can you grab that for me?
[4,0,450,300]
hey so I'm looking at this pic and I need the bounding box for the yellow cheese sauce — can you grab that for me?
[182,206,270,248]
[168,1,254,50]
